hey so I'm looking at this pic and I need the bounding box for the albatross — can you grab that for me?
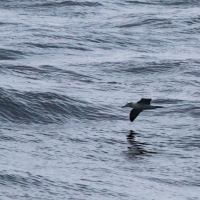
[122,98,163,122]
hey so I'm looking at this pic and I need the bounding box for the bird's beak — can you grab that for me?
[121,105,126,108]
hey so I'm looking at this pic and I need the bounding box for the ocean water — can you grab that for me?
[0,0,200,199]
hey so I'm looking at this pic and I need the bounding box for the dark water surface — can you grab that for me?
[0,1,200,199]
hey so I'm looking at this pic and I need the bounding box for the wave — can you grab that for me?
[117,18,172,28]
[100,60,187,75]
[125,0,200,6]
[0,49,24,61]
[34,1,102,7]
[0,87,116,124]
[1,64,96,83]
[0,171,51,189]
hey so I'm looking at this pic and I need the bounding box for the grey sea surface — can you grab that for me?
[0,0,200,199]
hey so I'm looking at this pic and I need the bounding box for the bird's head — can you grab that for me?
[122,102,133,108]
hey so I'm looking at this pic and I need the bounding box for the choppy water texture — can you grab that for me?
[0,1,200,199]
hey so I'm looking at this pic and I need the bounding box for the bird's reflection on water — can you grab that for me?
[126,130,156,156]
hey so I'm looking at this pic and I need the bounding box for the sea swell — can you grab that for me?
[0,88,116,124]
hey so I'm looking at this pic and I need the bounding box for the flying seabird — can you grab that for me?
[122,98,163,122]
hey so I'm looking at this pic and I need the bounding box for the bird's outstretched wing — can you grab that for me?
[137,98,151,105]
[130,109,143,122]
